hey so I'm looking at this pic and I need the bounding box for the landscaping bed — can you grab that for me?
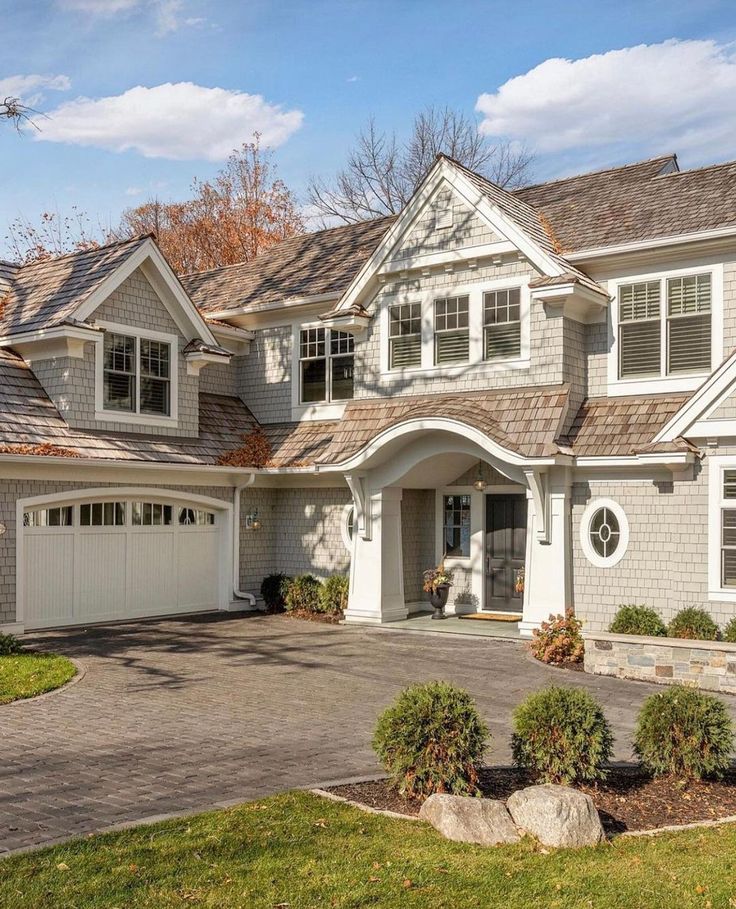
[0,652,77,704]
[326,765,736,834]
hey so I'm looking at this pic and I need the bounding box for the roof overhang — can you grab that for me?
[0,323,102,360]
[568,224,736,263]
[530,282,609,324]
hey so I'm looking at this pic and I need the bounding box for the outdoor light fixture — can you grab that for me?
[473,461,487,492]
[245,511,262,531]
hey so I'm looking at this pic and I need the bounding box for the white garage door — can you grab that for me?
[22,496,226,630]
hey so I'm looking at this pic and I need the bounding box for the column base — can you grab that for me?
[343,601,409,625]
[517,619,540,639]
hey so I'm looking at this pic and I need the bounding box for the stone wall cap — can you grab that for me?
[584,630,736,653]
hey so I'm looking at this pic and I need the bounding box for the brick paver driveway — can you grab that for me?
[3,613,735,853]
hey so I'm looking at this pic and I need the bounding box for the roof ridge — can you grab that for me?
[655,158,736,179]
[515,154,678,193]
[16,233,154,272]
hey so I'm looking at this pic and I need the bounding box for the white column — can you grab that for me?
[519,469,572,638]
[344,486,407,624]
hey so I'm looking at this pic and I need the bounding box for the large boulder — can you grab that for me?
[419,793,521,846]
[506,784,604,848]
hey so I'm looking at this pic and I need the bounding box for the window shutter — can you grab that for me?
[435,331,469,364]
[619,321,661,377]
[485,323,521,360]
[667,275,711,374]
[389,335,421,368]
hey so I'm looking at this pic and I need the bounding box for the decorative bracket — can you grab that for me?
[524,468,550,543]
[345,473,371,541]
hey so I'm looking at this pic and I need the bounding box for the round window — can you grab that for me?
[341,504,355,552]
[580,498,629,568]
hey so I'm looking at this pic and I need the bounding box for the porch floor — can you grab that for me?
[385,612,522,640]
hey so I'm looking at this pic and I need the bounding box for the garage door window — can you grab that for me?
[179,507,215,526]
[23,506,73,528]
[80,502,126,526]
[132,502,173,526]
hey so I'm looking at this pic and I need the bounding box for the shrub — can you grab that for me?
[372,681,489,799]
[0,633,23,656]
[284,574,323,614]
[319,575,349,614]
[724,617,736,643]
[260,573,291,613]
[512,686,614,785]
[668,607,720,641]
[609,604,666,637]
[634,685,734,780]
[530,610,584,664]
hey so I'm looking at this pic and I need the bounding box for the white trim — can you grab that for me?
[607,263,723,396]
[568,225,736,262]
[379,276,531,377]
[206,292,341,321]
[707,456,736,602]
[340,502,355,552]
[579,497,629,568]
[379,240,516,276]
[94,320,179,428]
[290,320,355,420]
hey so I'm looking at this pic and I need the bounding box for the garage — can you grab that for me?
[19,490,231,630]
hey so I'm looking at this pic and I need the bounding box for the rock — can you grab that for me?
[506,784,604,848]
[419,793,521,846]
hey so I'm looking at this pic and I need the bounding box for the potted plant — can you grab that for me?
[423,561,454,620]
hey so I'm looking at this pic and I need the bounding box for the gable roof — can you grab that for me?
[181,217,396,316]
[0,236,153,337]
[516,155,736,253]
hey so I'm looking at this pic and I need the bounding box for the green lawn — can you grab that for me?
[0,652,76,704]
[2,791,736,908]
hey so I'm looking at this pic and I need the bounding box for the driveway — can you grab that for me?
[3,613,734,853]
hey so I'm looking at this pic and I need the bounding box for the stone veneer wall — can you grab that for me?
[584,631,736,694]
[401,489,435,604]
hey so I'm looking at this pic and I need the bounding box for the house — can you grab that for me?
[2,152,736,636]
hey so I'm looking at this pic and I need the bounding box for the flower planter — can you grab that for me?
[428,584,450,620]
[583,631,736,694]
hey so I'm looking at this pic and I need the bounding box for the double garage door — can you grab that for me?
[22,494,227,630]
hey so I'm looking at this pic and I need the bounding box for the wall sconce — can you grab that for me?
[0,522,6,536]
[245,511,262,531]
[473,461,487,492]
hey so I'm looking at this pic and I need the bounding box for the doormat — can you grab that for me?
[458,613,521,623]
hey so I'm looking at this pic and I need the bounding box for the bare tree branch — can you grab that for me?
[308,105,535,224]
[1,97,40,132]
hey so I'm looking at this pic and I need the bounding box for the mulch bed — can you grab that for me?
[326,766,736,834]
[283,609,343,625]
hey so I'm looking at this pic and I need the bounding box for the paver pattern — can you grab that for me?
[3,613,735,853]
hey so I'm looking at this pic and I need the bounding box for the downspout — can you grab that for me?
[232,474,259,608]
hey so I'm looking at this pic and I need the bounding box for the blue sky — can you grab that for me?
[2,0,736,254]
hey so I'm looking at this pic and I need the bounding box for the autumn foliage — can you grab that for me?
[0,443,82,458]
[530,610,585,665]
[217,428,273,468]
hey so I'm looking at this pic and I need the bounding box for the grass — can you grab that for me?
[0,652,76,704]
[2,791,736,908]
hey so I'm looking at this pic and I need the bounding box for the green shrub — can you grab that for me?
[530,610,584,664]
[723,618,736,643]
[284,574,323,614]
[260,573,291,613]
[667,607,720,641]
[0,633,23,656]
[319,575,349,614]
[634,685,734,780]
[609,604,666,637]
[372,681,489,799]
[511,686,614,784]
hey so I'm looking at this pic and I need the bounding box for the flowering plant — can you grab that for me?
[514,566,525,595]
[422,561,454,594]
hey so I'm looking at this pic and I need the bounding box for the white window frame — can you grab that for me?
[290,321,354,420]
[95,320,179,428]
[707,456,736,602]
[340,502,355,552]
[607,263,723,397]
[380,277,531,378]
[579,498,629,568]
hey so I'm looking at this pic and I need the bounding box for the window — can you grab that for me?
[442,495,471,558]
[299,327,354,403]
[132,502,173,526]
[720,470,736,588]
[179,507,215,526]
[80,502,126,526]
[341,504,355,551]
[617,274,712,380]
[484,288,521,360]
[434,296,469,365]
[23,506,73,528]
[103,331,172,417]
[389,302,422,369]
[580,498,629,568]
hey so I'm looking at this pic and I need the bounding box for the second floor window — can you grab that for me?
[299,327,354,403]
[389,302,422,369]
[103,332,171,416]
[484,288,521,360]
[434,295,470,365]
[618,274,712,380]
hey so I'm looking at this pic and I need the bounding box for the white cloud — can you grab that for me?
[36,82,304,161]
[57,0,140,14]
[57,0,205,33]
[125,186,143,196]
[476,39,736,161]
[0,73,71,108]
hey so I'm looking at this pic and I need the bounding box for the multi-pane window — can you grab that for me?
[442,494,471,558]
[179,507,215,526]
[23,506,73,528]
[434,296,470,365]
[484,288,521,360]
[132,502,173,526]
[588,506,621,560]
[103,332,172,417]
[618,274,712,380]
[721,470,736,588]
[80,502,126,526]
[299,327,354,403]
[389,302,422,369]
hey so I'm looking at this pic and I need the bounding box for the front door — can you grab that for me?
[485,494,527,613]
